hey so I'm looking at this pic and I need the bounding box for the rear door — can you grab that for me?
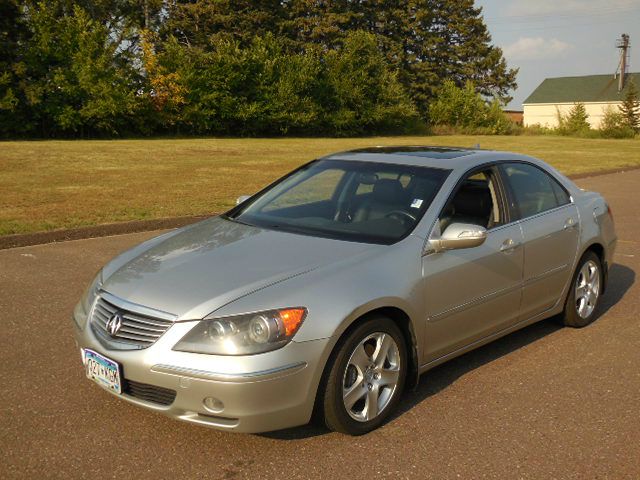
[499,162,580,320]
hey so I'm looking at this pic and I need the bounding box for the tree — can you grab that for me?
[161,31,415,136]
[619,80,640,133]
[322,31,418,135]
[168,0,517,120]
[429,80,486,128]
[0,0,29,136]
[159,34,322,135]
[1,0,516,137]
[140,30,186,128]
[600,106,634,139]
[405,0,516,115]
[283,0,517,118]
[17,1,140,136]
[428,79,512,133]
[165,0,285,48]
[558,103,590,136]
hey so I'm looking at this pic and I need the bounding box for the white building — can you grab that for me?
[523,73,639,129]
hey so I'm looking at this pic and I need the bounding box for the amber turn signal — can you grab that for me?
[278,308,307,336]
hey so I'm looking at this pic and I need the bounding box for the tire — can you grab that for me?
[562,251,603,328]
[321,316,407,435]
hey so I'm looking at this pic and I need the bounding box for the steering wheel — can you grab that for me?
[384,210,417,223]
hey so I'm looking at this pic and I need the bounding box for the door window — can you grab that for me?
[501,163,569,219]
[439,169,503,232]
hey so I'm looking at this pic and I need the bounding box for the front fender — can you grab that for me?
[208,234,426,346]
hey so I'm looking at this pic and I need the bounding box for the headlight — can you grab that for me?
[74,270,103,330]
[81,270,103,312]
[173,308,307,355]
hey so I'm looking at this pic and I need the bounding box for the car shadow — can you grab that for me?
[396,318,563,418]
[396,263,634,418]
[260,263,635,441]
[597,263,635,317]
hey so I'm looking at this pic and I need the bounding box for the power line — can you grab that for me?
[483,1,640,23]
[488,14,639,33]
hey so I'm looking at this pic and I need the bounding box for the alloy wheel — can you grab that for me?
[575,259,600,319]
[342,332,401,422]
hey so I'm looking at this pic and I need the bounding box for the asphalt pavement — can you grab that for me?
[1,170,639,479]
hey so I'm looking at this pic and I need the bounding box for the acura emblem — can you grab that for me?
[106,312,123,337]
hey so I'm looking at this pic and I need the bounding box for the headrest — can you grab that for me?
[452,186,491,218]
[372,179,405,203]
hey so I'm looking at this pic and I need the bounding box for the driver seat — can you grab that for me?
[352,179,406,222]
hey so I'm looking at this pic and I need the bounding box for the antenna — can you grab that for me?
[615,34,630,92]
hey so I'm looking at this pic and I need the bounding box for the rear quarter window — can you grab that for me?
[550,178,571,205]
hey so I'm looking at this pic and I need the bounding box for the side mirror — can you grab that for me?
[430,223,487,252]
[236,195,251,205]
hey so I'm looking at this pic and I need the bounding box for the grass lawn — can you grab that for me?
[1,135,639,236]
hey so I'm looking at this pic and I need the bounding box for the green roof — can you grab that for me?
[523,73,640,104]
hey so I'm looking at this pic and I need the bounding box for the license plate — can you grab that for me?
[83,349,122,394]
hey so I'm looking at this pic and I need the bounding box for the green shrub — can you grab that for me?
[599,106,635,139]
[485,99,516,134]
[321,31,419,136]
[429,80,486,128]
[158,31,418,136]
[428,80,513,134]
[619,80,640,133]
[557,103,591,136]
[521,124,559,136]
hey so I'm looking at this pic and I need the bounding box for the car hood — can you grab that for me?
[102,216,377,319]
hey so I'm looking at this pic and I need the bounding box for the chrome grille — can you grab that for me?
[91,296,174,349]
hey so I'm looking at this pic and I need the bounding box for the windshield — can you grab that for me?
[227,159,450,244]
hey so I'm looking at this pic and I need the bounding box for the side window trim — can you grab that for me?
[495,162,523,221]
[489,165,512,228]
[519,202,573,223]
[549,175,571,207]
[489,164,513,227]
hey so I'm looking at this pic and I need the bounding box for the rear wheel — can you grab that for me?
[321,316,407,435]
[562,251,603,328]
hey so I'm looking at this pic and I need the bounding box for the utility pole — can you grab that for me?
[616,34,630,92]
[143,0,150,30]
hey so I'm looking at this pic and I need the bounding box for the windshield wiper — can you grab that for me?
[221,214,255,228]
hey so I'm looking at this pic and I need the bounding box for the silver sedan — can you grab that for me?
[72,147,617,435]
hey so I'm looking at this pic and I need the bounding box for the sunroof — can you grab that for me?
[394,150,474,159]
[346,146,475,159]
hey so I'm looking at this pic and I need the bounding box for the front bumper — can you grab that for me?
[73,309,331,433]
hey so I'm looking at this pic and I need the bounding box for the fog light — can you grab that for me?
[203,397,224,413]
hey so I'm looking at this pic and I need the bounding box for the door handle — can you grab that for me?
[500,238,520,252]
[563,218,577,230]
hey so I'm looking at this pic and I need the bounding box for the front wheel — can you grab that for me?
[321,316,407,435]
[562,251,603,328]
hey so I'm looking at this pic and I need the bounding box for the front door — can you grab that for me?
[422,167,524,363]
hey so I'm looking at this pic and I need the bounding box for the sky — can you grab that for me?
[475,0,640,109]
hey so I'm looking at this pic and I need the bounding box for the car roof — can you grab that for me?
[322,146,539,171]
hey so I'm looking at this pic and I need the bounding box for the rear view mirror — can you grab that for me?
[431,223,487,252]
[236,195,251,205]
